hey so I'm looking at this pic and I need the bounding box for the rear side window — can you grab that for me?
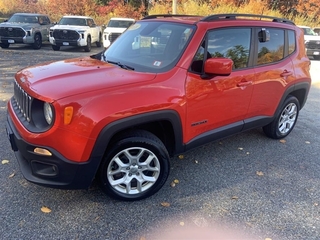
[257,28,284,65]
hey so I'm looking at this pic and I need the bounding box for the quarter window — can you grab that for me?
[288,30,296,55]
[257,28,284,65]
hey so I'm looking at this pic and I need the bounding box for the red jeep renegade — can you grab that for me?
[6,14,311,201]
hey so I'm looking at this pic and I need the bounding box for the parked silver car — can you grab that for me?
[0,13,53,49]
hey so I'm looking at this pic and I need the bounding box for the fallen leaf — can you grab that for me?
[231,196,239,200]
[256,171,264,176]
[246,152,250,155]
[265,238,272,240]
[314,203,318,206]
[279,139,286,143]
[238,147,243,151]
[305,141,310,144]
[195,160,199,164]
[179,221,185,226]
[178,155,184,159]
[2,160,9,164]
[170,182,176,187]
[219,142,223,145]
[161,202,170,207]
[41,206,52,213]
[8,173,15,178]
[173,179,179,184]
[140,237,146,240]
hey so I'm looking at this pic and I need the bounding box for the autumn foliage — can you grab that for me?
[0,0,320,26]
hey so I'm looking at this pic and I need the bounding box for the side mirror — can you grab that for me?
[203,58,233,77]
[258,28,270,42]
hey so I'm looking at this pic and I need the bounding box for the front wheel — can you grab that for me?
[32,33,42,49]
[84,36,91,52]
[97,130,170,201]
[263,95,300,139]
[0,42,9,48]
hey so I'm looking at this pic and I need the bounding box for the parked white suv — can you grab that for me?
[49,15,102,52]
[103,17,135,48]
[298,25,320,60]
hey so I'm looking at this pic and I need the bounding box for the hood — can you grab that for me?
[0,22,39,28]
[103,27,127,34]
[15,57,156,101]
[51,25,89,31]
[303,35,320,41]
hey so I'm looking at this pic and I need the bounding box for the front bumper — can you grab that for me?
[306,48,320,57]
[49,37,87,47]
[0,36,34,44]
[6,115,98,189]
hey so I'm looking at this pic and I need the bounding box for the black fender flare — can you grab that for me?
[88,110,184,172]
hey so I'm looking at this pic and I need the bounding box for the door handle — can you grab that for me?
[280,70,293,77]
[237,81,252,87]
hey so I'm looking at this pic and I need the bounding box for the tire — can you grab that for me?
[52,45,60,51]
[97,130,170,201]
[96,33,102,48]
[0,42,9,48]
[84,36,91,52]
[263,95,300,139]
[32,33,42,49]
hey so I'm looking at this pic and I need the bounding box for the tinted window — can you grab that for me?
[257,28,284,65]
[208,28,251,69]
[288,30,296,55]
[190,28,251,73]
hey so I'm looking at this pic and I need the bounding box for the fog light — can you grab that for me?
[34,147,52,156]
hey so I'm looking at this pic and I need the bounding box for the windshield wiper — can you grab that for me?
[107,60,135,71]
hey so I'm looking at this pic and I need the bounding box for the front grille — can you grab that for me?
[108,33,121,43]
[0,27,26,38]
[306,40,320,49]
[13,80,33,122]
[52,29,80,41]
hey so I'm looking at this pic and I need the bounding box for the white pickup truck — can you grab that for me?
[103,17,135,48]
[49,15,102,52]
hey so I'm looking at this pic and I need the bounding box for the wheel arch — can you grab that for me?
[90,110,184,161]
[276,81,309,112]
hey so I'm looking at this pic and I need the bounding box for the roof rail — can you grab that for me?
[201,14,295,25]
[142,14,201,20]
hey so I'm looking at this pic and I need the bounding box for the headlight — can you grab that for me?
[44,102,53,125]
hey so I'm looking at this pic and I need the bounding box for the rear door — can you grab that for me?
[245,27,296,124]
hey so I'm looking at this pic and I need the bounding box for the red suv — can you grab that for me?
[6,14,311,201]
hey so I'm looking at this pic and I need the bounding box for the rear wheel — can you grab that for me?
[263,95,300,139]
[84,36,91,52]
[0,42,9,48]
[32,33,42,49]
[52,45,60,51]
[96,33,102,47]
[97,130,170,201]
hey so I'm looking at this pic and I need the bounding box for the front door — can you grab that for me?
[185,27,254,145]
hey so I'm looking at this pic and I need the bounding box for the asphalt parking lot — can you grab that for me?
[0,43,320,240]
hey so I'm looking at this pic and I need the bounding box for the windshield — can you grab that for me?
[58,17,87,26]
[107,20,134,28]
[102,21,195,73]
[302,27,317,36]
[8,14,39,24]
